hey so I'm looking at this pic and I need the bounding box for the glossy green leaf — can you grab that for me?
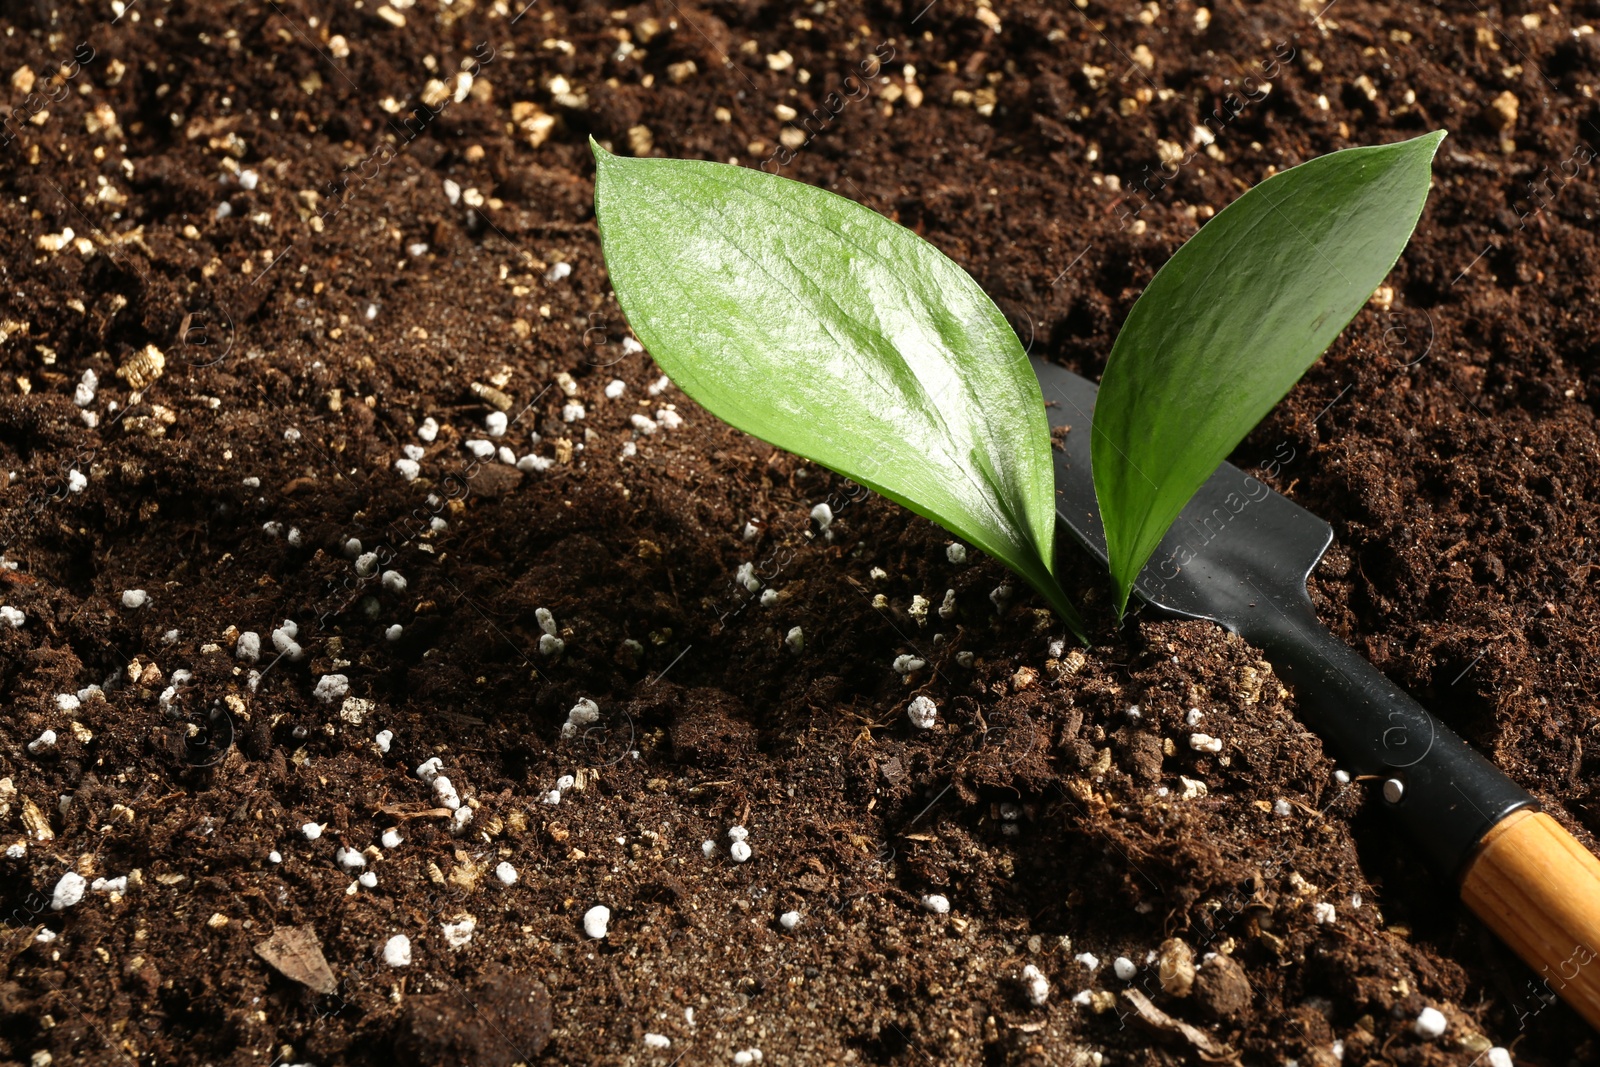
[1094,131,1445,614]
[590,140,1086,639]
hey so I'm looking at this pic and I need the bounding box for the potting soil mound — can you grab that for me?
[2,1,1598,1064]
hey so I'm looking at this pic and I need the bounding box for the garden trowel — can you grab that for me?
[1034,357,1600,1031]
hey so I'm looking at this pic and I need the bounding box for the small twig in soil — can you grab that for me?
[1122,987,1235,1061]
[377,805,455,820]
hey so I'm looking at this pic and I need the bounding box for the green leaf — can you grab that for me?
[1093,131,1445,614]
[590,140,1086,639]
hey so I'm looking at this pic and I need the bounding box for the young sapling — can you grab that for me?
[593,132,1445,632]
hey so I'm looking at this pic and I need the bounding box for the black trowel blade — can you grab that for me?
[1032,358,1334,629]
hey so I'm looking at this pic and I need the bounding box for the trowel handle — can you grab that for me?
[1247,599,1534,878]
[1461,809,1600,1030]
[1249,600,1600,1030]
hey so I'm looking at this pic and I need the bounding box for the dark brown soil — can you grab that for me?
[2,1,1598,1065]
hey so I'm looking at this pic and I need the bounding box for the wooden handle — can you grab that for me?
[1460,808,1600,1030]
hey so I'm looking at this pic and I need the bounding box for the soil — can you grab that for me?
[1,0,1598,1065]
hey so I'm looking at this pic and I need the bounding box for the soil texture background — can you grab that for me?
[2,0,1600,1065]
